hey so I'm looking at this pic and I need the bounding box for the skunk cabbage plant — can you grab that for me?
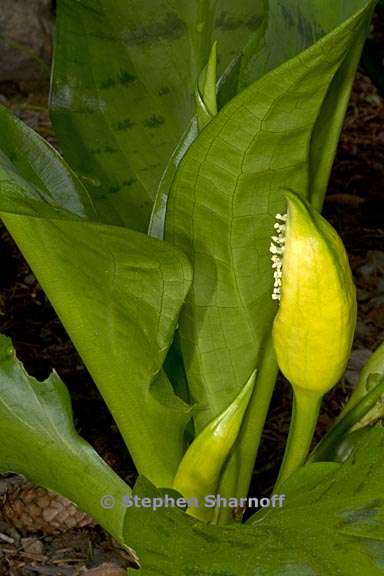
[0,1,383,574]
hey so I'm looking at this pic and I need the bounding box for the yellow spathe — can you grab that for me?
[272,191,356,394]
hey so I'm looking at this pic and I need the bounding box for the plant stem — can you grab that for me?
[309,375,384,463]
[274,389,322,491]
[216,337,278,524]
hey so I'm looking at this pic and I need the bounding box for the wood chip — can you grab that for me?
[0,532,15,544]
[21,537,44,555]
[82,562,127,576]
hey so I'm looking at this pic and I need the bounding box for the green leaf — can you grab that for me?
[3,334,383,573]
[340,341,384,419]
[0,104,192,487]
[0,334,130,543]
[124,428,384,575]
[196,41,218,131]
[228,2,375,209]
[0,105,95,220]
[165,0,374,433]
[309,374,384,464]
[164,0,375,511]
[232,0,373,91]
[50,0,267,230]
[153,0,374,235]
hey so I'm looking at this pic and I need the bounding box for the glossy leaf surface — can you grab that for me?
[51,0,266,230]
[0,335,130,543]
[124,428,384,575]
[165,0,375,433]
[151,0,374,237]
[0,105,192,487]
[2,332,383,574]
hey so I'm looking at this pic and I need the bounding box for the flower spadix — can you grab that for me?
[272,191,357,395]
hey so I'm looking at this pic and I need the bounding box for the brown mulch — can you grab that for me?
[0,23,384,576]
[0,519,136,575]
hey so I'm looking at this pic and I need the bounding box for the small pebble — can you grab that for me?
[24,273,36,286]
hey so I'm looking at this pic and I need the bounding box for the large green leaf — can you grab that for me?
[0,105,192,487]
[233,0,373,92]
[151,0,374,238]
[229,1,375,206]
[0,334,130,544]
[124,428,384,574]
[2,334,384,573]
[165,0,374,466]
[165,0,375,510]
[50,0,266,231]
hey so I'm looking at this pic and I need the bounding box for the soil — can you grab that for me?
[0,15,384,576]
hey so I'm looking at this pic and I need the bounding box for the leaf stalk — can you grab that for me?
[274,389,322,491]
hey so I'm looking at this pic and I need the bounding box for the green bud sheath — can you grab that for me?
[339,341,384,420]
[195,41,217,131]
[272,191,357,489]
[173,370,256,521]
[273,191,357,395]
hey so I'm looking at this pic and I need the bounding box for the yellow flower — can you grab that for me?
[271,191,356,395]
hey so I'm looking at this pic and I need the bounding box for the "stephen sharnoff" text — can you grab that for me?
[100,493,286,510]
